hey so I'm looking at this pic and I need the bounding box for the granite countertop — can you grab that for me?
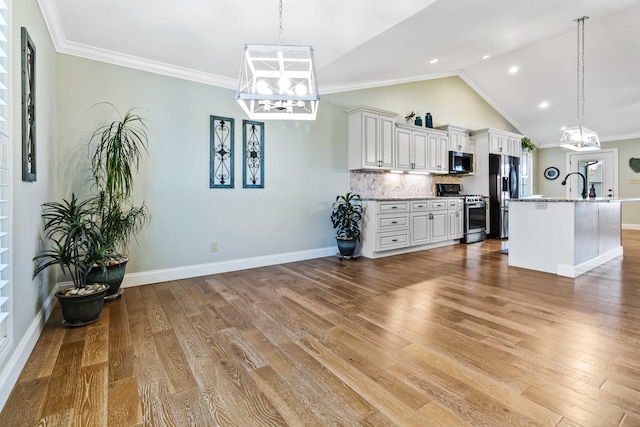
[512,197,640,203]
[361,196,464,201]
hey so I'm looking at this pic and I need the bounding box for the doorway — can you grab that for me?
[565,149,618,198]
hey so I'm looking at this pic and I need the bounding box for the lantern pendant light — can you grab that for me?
[236,0,320,120]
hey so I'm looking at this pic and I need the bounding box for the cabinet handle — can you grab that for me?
[392,239,398,242]
[391,206,397,209]
[391,221,398,224]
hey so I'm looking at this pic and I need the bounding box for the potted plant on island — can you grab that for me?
[85,105,151,298]
[330,192,364,258]
[33,194,109,326]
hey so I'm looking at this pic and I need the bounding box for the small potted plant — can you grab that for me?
[330,192,364,258]
[33,194,108,326]
[521,137,536,152]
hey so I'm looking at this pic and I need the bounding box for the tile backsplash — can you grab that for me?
[349,171,462,198]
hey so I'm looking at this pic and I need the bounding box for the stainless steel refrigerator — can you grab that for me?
[489,154,520,239]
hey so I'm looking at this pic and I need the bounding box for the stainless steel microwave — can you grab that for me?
[449,151,473,174]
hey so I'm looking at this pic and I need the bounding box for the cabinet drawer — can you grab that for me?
[411,201,429,211]
[376,214,410,232]
[447,199,463,210]
[430,200,448,210]
[378,202,409,214]
[376,231,410,251]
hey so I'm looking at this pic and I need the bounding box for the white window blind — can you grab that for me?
[0,0,11,357]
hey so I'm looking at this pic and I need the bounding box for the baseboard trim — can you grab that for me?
[557,246,624,278]
[0,287,57,411]
[622,223,640,230]
[121,246,336,288]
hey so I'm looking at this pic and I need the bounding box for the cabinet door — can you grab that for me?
[430,211,448,242]
[460,133,469,152]
[449,131,460,151]
[412,131,428,171]
[379,116,395,169]
[428,133,448,174]
[437,135,449,174]
[456,206,464,238]
[447,210,458,240]
[510,137,522,157]
[489,133,502,153]
[411,213,430,245]
[362,113,380,168]
[395,128,412,170]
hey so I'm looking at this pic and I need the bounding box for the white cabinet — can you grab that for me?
[489,132,522,157]
[361,198,461,258]
[437,125,473,153]
[447,199,464,240]
[428,131,449,174]
[395,125,428,172]
[429,200,448,242]
[347,107,397,170]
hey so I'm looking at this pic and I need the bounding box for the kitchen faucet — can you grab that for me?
[561,172,587,199]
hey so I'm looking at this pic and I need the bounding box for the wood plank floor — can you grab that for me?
[3,231,640,426]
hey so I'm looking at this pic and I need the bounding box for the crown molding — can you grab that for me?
[319,71,459,95]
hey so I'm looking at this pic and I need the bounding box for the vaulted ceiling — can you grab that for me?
[39,0,640,147]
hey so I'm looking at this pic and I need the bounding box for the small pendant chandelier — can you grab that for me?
[560,16,600,151]
[236,0,320,120]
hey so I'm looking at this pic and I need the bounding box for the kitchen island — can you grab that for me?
[508,198,638,278]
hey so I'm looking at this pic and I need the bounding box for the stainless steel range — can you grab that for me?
[436,183,487,244]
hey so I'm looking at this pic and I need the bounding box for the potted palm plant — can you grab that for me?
[33,194,108,326]
[85,105,151,298]
[330,192,364,258]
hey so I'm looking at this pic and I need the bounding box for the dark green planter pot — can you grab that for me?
[86,260,127,298]
[56,287,107,327]
[336,238,358,257]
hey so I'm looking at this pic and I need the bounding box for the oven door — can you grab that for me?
[464,201,487,243]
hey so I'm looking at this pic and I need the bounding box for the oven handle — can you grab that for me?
[465,202,486,208]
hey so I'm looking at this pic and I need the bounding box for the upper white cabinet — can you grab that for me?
[488,132,522,157]
[437,125,473,153]
[395,124,428,172]
[427,130,449,174]
[347,107,397,170]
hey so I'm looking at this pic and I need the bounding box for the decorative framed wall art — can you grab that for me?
[21,27,36,182]
[210,115,234,188]
[243,120,264,188]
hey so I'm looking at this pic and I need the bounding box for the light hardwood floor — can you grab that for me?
[2,231,640,426]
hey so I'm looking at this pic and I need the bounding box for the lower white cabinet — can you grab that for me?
[361,198,462,258]
[447,199,464,240]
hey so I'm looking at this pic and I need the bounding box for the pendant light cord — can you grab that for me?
[577,16,588,125]
[279,0,284,45]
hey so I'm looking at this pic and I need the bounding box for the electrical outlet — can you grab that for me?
[210,242,218,252]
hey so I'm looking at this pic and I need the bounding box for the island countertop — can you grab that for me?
[511,197,640,203]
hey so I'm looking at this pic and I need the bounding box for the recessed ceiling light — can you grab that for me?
[482,55,491,60]
[509,66,519,74]
[539,101,549,109]
[430,58,439,64]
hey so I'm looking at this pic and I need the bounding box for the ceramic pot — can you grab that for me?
[336,238,357,257]
[86,259,127,297]
[56,287,107,327]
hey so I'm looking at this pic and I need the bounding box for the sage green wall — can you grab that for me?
[536,139,640,226]
[56,55,347,273]
[325,76,519,133]
[4,0,58,382]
